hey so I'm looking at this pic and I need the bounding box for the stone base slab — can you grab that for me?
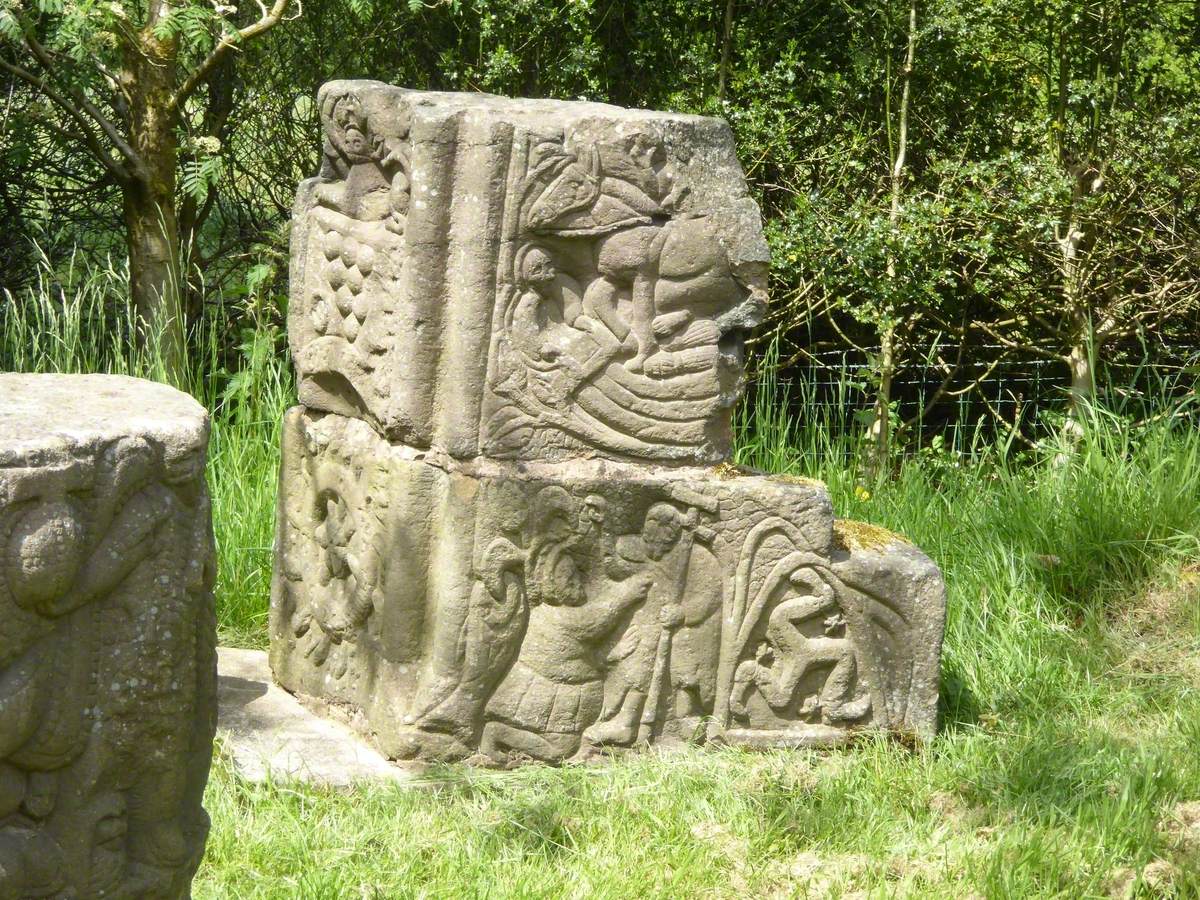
[217,648,415,786]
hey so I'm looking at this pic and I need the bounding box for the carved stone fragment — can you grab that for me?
[270,409,944,764]
[0,374,216,899]
[290,81,770,463]
[274,84,946,767]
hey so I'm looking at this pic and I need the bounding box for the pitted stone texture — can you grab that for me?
[270,407,943,765]
[0,374,216,900]
[290,81,769,463]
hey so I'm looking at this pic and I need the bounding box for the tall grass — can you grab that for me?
[736,346,1200,729]
[1,254,291,645]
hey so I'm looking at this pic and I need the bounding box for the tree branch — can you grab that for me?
[18,27,143,174]
[170,0,295,111]
[0,54,133,184]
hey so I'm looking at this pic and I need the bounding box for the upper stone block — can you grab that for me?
[290,81,770,463]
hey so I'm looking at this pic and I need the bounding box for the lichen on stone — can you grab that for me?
[834,518,910,552]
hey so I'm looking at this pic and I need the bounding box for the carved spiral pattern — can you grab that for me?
[5,501,86,614]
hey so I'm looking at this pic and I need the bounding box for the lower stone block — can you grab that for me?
[270,407,945,764]
[0,374,217,899]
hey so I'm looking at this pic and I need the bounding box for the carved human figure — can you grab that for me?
[314,89,410,229]
[583,498,718,747]
[414,482,530,742]
[506,245,601,408]
[665,536,723,726]
[729,568,871,725]
[480,490,651,763]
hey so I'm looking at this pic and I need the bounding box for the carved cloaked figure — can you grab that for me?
[414,482,530,743]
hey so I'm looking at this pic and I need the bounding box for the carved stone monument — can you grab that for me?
[271,82,946,766]
[0,374,217,899]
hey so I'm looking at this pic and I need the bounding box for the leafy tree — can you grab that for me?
[1,0,1196,447]
[953,0,1200,432]
[0,0,297,375]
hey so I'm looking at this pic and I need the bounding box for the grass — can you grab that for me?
[5,265,1200,897]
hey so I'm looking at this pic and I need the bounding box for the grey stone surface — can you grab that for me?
[273,85,946,768]
[270,408,944,764]
[0,373,216,899]
[290,81,769,463]
[217,647,412,785]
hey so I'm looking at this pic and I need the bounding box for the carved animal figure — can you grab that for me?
[729,568,871,725]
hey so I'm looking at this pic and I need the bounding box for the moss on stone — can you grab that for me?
[834,518,910,552]
[771,472,825,489]
[710,461,745,480]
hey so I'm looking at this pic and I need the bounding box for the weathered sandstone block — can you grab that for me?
[275,83,946,767]
[270,408,944,763]
[290,81,769,463]
[0,374,216,899]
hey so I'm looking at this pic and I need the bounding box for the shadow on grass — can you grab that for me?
[959,723,1188,858]
[937,657,981,732]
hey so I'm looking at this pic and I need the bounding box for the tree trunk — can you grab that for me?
[1058,214,1090,441]
[717,0,736,102]
[122,10,185,383]
[1065,340,1094,435]
[124,179,184,379]
[867,0,916,477]
[869,324,896,474]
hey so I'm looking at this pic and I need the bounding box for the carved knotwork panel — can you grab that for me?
[0,377,216,900]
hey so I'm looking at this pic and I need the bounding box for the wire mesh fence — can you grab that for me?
[749,341,1200,457]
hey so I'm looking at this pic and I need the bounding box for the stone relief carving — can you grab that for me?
[270,410,945,766]
[483,134,766,461]
[0,374,216,899]
[289,82,771,461]
[274,85,945,769]
[291,84,411,436]
[274,417,390,685]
